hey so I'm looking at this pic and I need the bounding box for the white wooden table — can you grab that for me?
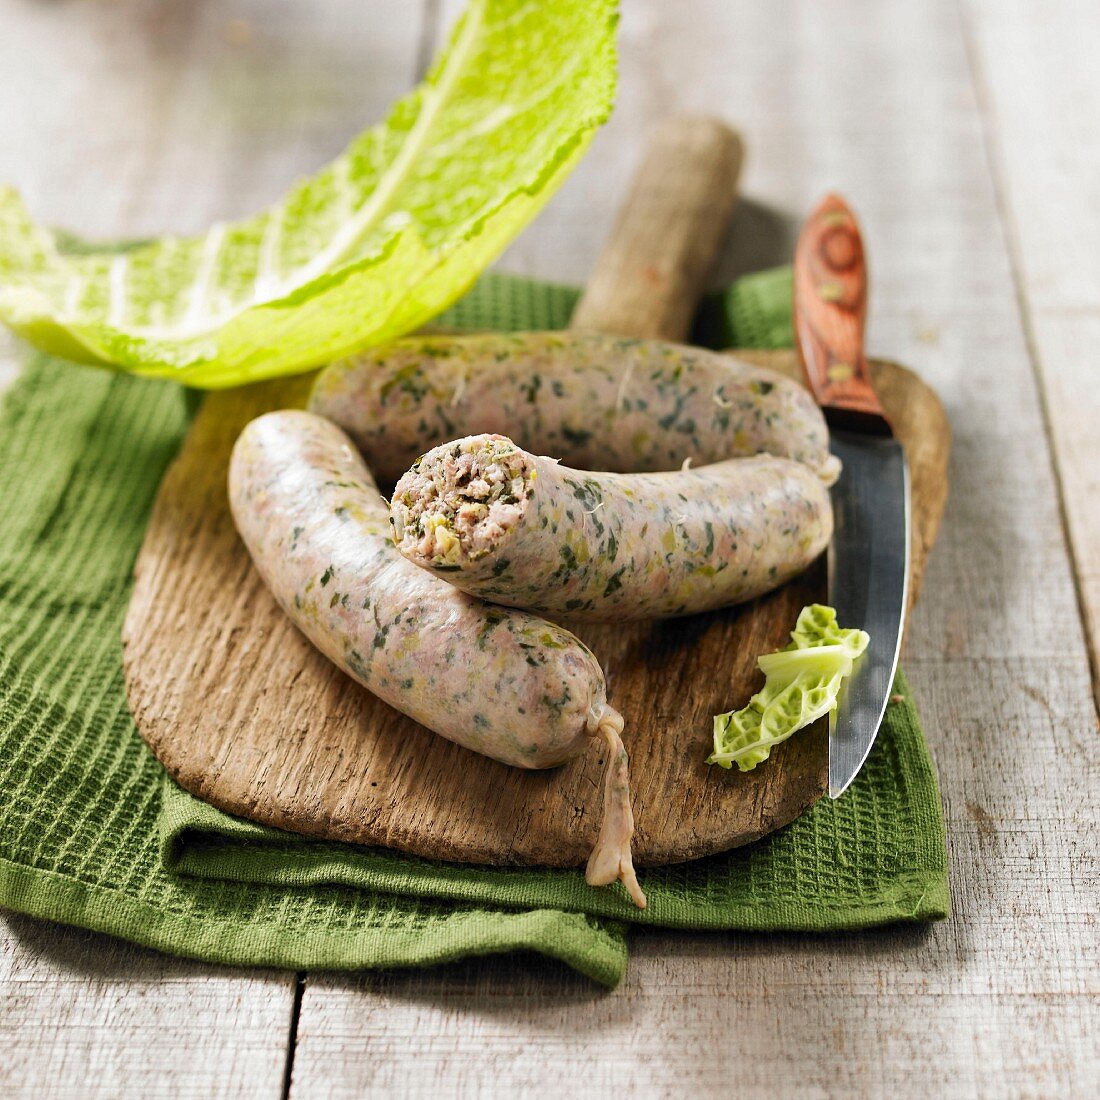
[1,1,1097,1095]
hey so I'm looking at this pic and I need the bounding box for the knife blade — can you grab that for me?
[793,193,911,798]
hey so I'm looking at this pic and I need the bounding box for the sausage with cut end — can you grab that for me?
[228,410,645,907]
[308,331,840,485]
[391,433,833,621]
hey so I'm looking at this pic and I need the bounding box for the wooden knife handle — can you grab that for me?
[794,193,892,435]
[570,116,743,341]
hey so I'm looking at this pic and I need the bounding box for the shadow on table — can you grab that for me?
[305,922,941,1016]
[4,906,941,1030]
[0,909,285,983]
[711,197,799,288]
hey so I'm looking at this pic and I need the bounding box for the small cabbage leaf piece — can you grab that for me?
[0,0,617,387]
[707,604,870,771]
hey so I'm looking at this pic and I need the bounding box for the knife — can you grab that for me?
[793,193,911,798]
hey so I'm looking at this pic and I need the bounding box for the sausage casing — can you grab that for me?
[391,434,833,621]
[308,332,840,484]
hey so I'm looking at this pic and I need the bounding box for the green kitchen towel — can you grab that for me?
[162,664,943,930]
[0,269,949,988]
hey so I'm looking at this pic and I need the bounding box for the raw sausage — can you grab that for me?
[391,433,833,621]
[228,410,645,907]
[308,332,840,484]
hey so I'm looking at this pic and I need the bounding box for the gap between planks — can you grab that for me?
[279,973,306,1100]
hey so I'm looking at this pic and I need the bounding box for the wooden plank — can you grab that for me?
[0,914,294,1100]
[0,0,428,1093]
[0,0,428,234]
[289,1,1099,1095]
[290,835,1096,1098]
[960,0,1100,706]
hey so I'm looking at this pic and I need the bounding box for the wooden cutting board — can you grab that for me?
[122,120,949,867]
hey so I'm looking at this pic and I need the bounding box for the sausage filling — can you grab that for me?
[392,435,533,565]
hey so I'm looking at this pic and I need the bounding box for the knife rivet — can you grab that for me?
[827,361,854,382]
